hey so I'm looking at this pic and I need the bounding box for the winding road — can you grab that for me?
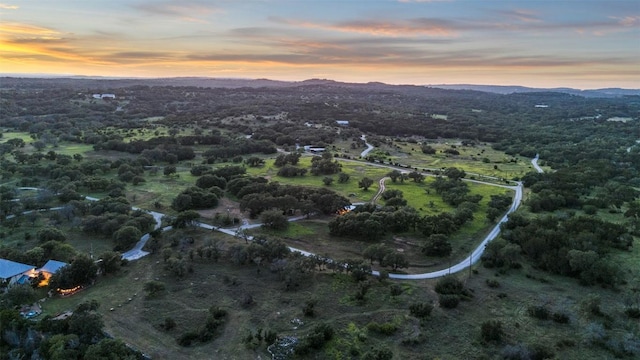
[8,153,542,280]
[531,154,544,173]
[360,135,375,157]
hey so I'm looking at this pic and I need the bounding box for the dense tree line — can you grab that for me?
[232,180,350,218]
[483,213,631,286]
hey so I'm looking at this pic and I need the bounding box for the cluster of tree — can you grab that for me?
[294,323,334,356]
[309,152,342,175]
[251,122,337,148]
[94,137,195,162]
[431,175,482,206]
[328,204,421,240]
[236,181,350,218]
[0,300,144,359]
[380,189,408,208]
[486,193,513,222]
[434,276,473,309]
[201,138,276,162]
[362,243,409,271]
[1,237,77,266]
[172,186,220,212]
[483,213,631,286]
[274,152,301,167]
[277,165,307,178]
[79,197,155,249]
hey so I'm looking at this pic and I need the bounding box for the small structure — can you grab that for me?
[336,120,349,126]
[0,259,36,286]
[92,93,116,99]
[303,145,326,153]
[534,104,549,108]
[36,260,68,287]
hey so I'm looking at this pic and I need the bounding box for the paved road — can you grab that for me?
[375,182,523,279]
[360,135,375,157]
[531,154,544,173]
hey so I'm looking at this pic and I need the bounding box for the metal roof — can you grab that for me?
[0,259,35,279]
[39,260,68,274]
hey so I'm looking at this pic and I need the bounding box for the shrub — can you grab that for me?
[143,280,166,298]
[389,284,403,296]
[303,299,316,317]
[485,279,500,288]
[361,346,393,360]
[580,294,603,317]
[409,302,434,318]
[480,320,504,343]
[435,276,464,295]
[527,305,550,320]
[439,294,460,309]
[177,331,200,346]
[367,321,399,335]
[161,317,176,331]
[296,323,334,354]
[552,311,570,324]
[529,343,555,360]
[624,307,640,319]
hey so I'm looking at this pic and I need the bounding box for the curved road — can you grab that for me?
[360,135,375,157]
[531,154,544,173]
[371,177,388,204]
[10,154,539,279]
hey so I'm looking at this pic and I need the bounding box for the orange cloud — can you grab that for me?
[270,17,455,37]
[0,3,18,10]
[1,22,60,37]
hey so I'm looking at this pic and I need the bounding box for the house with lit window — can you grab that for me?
[36,260,68,287]
[0,259,36,287]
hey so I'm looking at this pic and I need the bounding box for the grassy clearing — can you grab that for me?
[378,141,533,180]
[50,142,94,156]
[246,157,390,203]
[125,170,199,212]
[0,131,33,143]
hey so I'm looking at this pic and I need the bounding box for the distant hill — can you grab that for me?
[1,75,638,98]
[428,84,640,98]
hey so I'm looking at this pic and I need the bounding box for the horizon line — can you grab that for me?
[0,73,638,92]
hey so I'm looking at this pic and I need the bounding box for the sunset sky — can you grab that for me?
[1,0,638,88]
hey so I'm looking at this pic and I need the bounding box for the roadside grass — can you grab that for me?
[259,221,316,238]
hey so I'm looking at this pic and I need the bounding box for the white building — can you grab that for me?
[92,94,116,99]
